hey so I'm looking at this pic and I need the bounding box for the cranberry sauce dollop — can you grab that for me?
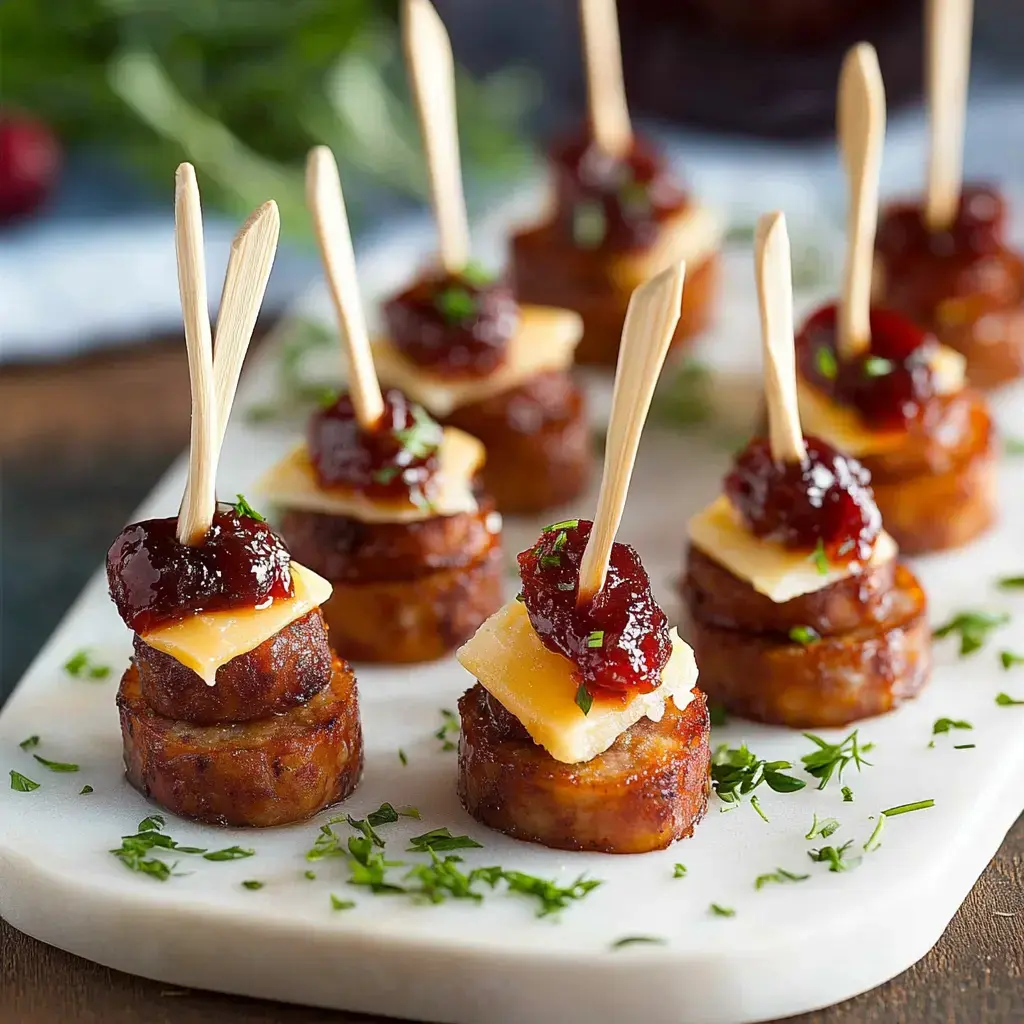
[796,302,938,430]
[725,436,882,565]
[308,388,441,503]
[382,265,519,378]
[107,504,293,634]
[550,131,688,253]
[517,519,671,701]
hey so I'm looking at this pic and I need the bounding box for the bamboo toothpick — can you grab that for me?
[174,163,217,546]
[402,0,471,275]
[212,200,280,446]
[925,0,974,231]
[579,0,632,158]
[837,42,886,360]
[755,212,806,465]
[577,263,685,604]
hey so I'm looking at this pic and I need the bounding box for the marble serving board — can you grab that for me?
[2,203,1023,1024]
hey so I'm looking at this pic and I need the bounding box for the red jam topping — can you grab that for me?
[725,436,881,565]
[796,302,938,430]
[550,131,687,253]
[517,519,671,702]
[382,265,519,378]
[308,388,441,506]
[107,502,293,633]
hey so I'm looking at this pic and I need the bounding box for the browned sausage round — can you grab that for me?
[457,683,710,854]
[683,543,896,637]
[118,655,363,827]
[444,371,591,516]
[512,223,718,366]
[133,609,332,725]
[321,546,503,663]
[687,563,930,728]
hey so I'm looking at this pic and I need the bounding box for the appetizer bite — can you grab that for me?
[370,0,589,516]
[511,0,722,367]
[874,0,1024,389]
[111,167,363,826]
[457,264,712,854]
[259,147,503,663]
[685,212,931,729]
[795,44,996,555]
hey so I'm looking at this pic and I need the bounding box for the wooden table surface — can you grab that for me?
[2,340,1022,1024]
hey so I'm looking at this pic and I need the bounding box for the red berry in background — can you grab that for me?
[0,111,61,224]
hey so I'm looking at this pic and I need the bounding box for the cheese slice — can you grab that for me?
[797,344,966,457]
[372,304,583,418]
[456,600,697,765]
[255,426,484,523]
[688,495,897,604]
[139,562,333,686]
[608,202,724,292]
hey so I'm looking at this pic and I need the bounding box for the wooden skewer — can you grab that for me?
[577,262,685,604]
[755,212,806,465]
[212,200,281,447]
[837,42,886,360]
[402,0,471,275]
[174,163,217,546]
[306,146,384,429]
[578,0,632,159]
[925,0,973,231]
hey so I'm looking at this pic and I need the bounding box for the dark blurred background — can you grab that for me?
[3,0,1024,699]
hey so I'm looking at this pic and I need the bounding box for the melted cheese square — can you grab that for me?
[256,426,484,523]
[139,562,333,686]
[456,600,698,765]
[688,495,897,604]
[372,304,583,418]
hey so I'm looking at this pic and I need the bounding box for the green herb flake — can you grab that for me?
[79,784,94,795]
[586,630,605,649]
[749,794,770,823]
[545,519,579,532]
[863,816,886,853]
[241,880,263,891]
[953,744,976,750]
[815,347,838,381]
[434,708,460,752]
[575,682,594,716]
[997,575,1024,589]
[203,846,255,861]
[800,729,874,790]
[63,649,111,680]
[398,748,408,766]
[933,610,1010,656]
[330,894,356,911]
[933,717,973,735]
[231,493,266,522]
[711,743,806,812]
[1000,651,1024,670]
[754,868,810,890]
[809,539,830,576]
[673,863,687,879]
[805,814,841,840]
[110,814,202,880]
[611,935,667,949]
[996,692,1024,706]
[407,828,483,854]
[789,625,821,646]
[32,754,79,773]
[808,839,861,873]
[18,735,39,751]
[881,799,935,817]
[9,770,39,792]
[304,870,316,880]
[841,786,854,802]
[501,870,601,917]
[395,404,444,462]
[434,285,478,324]
[709,903,736,918]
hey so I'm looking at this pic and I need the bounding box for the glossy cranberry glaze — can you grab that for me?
[308,388,441,503]
[725,436,882,564]
[517,519,671,700]
[550,131,688,253]
[796,302,938,429]
[107,507,293,633]
[382,266,519,378]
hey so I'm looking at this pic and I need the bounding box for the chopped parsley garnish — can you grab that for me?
[930,718,972,746]
[502,871,601,917]
[9,770,39,792]
[345,834,406,895]
[711,743,806,811]
[996,692,1024,706]
[545,519,579,532]
[241,880,263,890]
[330,894,356,911]
[231,493,266,522]
[789,625,821,646]
[434,709,459,751]
[551,531,569,552]
[808,839,861,873]
[405,852,491,905]
[809,539,830,576]
[407,828,483,853]
[574,681,593,716]
[110,815,203,880]
[539,553,562,569]
[863,356,895,377]
[954,744,976,750]
[80,784,93,794]
[673,863,687,879]
[398,749,408,766]
[611,936,667,949]
[395,404,443,460]
[345,814,386,849]
[709,903,736,918]
[203,846,255,861]
[63,649,111,680]
[841,786,854,802]
[749,794,769,823]
[933,610,1010,656]
[32,754,79,773]
[434,285,477,324]
[805,814,840,840]
[586,630,605,648]
[882,799,934,817]
[997,575,1024,589]
[572,201,607,249]
[708,702,728,727]
[863,816,886,852]
[800,729,873,789]
[1000,651,1024,670]
[305,870,316,880]
[815,347,838,381]
[306,823,346,861]
[755,868,810,890]
[18,735,39,751]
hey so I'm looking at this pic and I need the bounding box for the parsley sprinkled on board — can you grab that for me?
[711,743,806,812]
[800,730,873,789]
[841,786,854,802]
[231,494,266,522]
[406,852,490,904]
[203,846,255,861]
[808,839,861,873]
[63,649,110,680]
[575,682,594,716]
[611,936,667,949]
[9,770,39,792]
[882,800,935,817]
[407,828,483,853]
[32,754,79,773]
[863,816,886,852]
[241,880,263,890]
[789,625,821,646]
[18,735,39,751]
[709,903,736,918]
[749,794,770,822]
[996,692,1024,706]
[1000,651,1024,670]
[755,868,809,890]
[434,709,459,752]
[809,539,830,576]
[673,863,687,879]
[953,744,976,750]
[996,575,1024,589]
[502,871,601,917]
[805,814,841,840]
[111,815,192,880]
[930,718,972,746]
[815,346,838,380]
[398,749,408,766]
[933,610,1010,656]
[330,894,355,911]
[80,784,94,795]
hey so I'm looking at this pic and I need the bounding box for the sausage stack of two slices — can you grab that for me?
[112,169,363,827]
